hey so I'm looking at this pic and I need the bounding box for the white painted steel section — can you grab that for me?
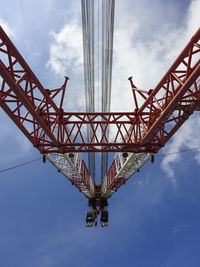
[46,125,95,198]
[47,153,95,198]
[101,152,152,198]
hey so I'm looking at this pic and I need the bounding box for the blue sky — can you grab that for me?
[0,0,200,266]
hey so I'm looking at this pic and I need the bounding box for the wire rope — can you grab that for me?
[0,157,41,174]
[81,0,115,181]
[157,146,200,157]
[1,145,200,174]
[82,0,96,179]
[101,0,115,180]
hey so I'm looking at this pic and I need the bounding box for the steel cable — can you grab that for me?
[0,157,41,174]
[81,0,115,181]
[101,0,115,180]
[82,0,95,179]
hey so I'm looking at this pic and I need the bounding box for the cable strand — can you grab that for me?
[0,157,41,174]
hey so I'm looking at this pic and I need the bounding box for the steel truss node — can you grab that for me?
[101,152,152,198]
[47,153,95,198]
[0,27,200,155]
[0,26,200,201]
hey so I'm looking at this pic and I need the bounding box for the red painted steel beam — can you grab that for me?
[0,61,59,146]
[137,28,200,152]
[0,27,59,112]
[0,26,95,197]
[102,28,200,196]
[0,26,200,155]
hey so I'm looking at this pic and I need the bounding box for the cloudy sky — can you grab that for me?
[0,0,200,266]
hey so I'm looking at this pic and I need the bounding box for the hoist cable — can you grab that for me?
[82,0,95,179]
[81,0,115,181]
[101,0,115,180]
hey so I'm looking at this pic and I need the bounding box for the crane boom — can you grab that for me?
[0,26,94,197]
[1,24,200,226]
[101,28,200,197]
[0,26,62,152]
[101,152,152,198]
[0,27,199,155]
[1,27,199,154]
[47,153,95,198]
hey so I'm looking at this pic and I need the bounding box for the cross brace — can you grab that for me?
[0,26,91,196]
[0,26,200,199]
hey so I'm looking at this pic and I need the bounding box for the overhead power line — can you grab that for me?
[158,146,200,157]
[1,146,200,174]
[0,157,41,174]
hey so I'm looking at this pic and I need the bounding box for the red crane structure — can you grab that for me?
[0,23,200,226]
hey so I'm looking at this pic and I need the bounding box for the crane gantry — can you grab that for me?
[0,20,200,226]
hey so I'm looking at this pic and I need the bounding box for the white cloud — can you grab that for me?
[161,115,200,178]
[111,1,192,112]
[46,17,86,111]
[110,0,200,178]
[160,0,200,177]
[0,18,14,37]
[45,0,200,175]
[47,19,83,77]
[186,0,200,36]
[0,21,32,164]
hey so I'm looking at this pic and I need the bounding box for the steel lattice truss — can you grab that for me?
[101,152,152,198]
[0,26,200,199]
[0,26,92,196]
[1,27,200,154]
[47,153,95,198]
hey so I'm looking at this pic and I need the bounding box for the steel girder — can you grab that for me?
[100,28,200,197]
[47,153,95,198]
[101,152,152,198]
[1,27,200,154]
[1,26,200,199]
[0,26,93,197]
